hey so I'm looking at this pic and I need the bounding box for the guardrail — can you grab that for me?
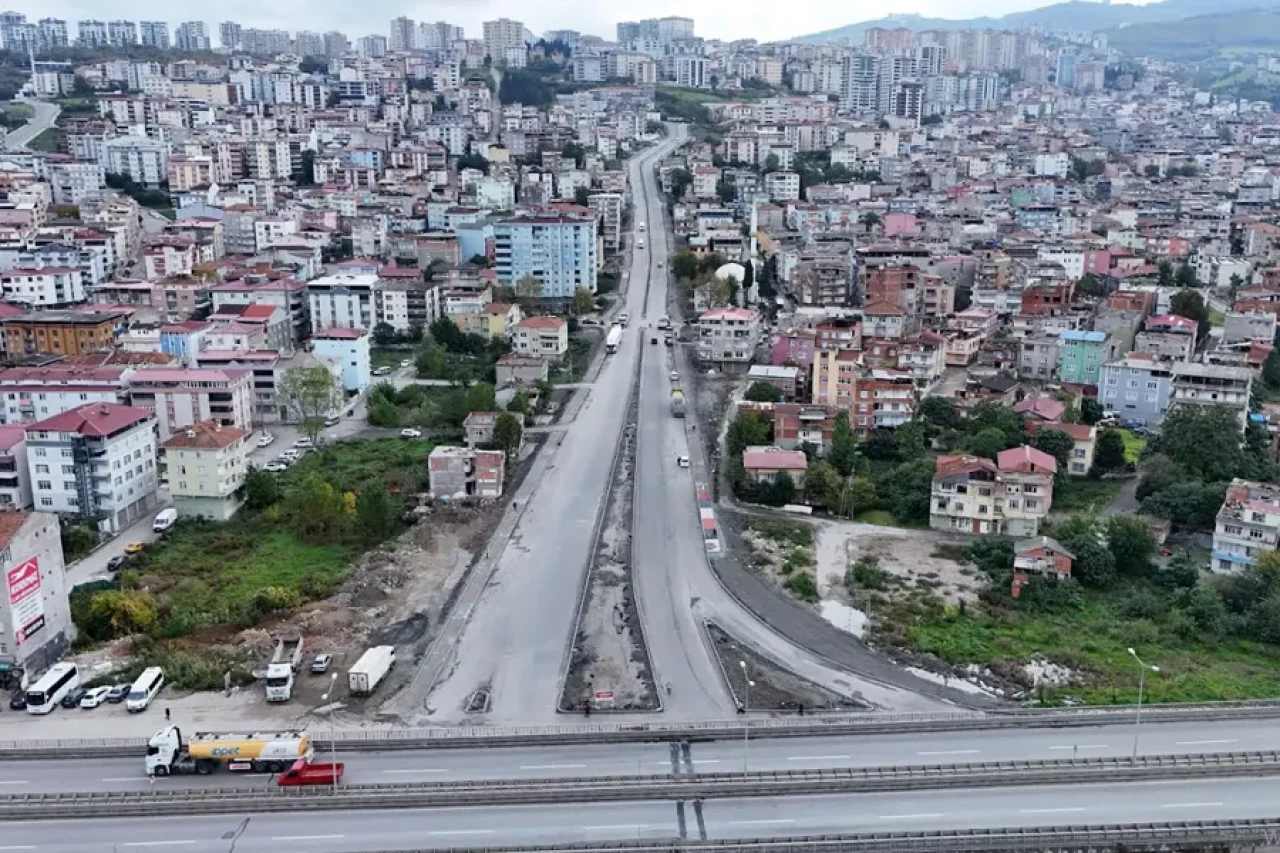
[5,751,1280,819]
[8,701,1280,759]
[330,818,1280,853]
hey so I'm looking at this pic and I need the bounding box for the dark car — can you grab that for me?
[8,690,24,710]
[60,687,87,709]
[106,555,129,572]
[106,683,129,703]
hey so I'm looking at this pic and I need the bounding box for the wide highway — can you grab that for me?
[14,777,1280,851]
[4,718,1271,793]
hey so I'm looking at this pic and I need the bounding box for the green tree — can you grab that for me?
[1080,397,1103,425]
[1076,273,1102,297]
[514,275,543,313]
[744,381,783,402]
[79,589,159,641]
[1149,405,1245,483]
[464,382,497,413]
[769,471,796,506]
[836,476,877,518]
[355,484,398,546]
[507,391,531,417]
[1141,481,1228,530]
[671,250,699,280]
[1158,259,1174,288]
[242,467,280,511]
[875,458,934,524]
[279,367,344,445]
[415,342,448,378]
[1033,429,1075,470]
[571,287,595,315]
[1170,287,1210,341]
[803,459,841,508]
[829,411,858,477]
[1064,536,1117,588]
[1106,515,1156,577]
[1094,429,1127,471]
[669,167,692,199]
[1158,548,1201,590]
[894,421,927,458]
[469,254,490,267]
[494,411,524,458]
[367,393,400,428]
[965,401,1027,446]
[917,396,961,431]
[372,322,396,347]
[284,474,349,544]
[967,427,1008,460]
[1175,262,1197,289]
[726,411,772,457]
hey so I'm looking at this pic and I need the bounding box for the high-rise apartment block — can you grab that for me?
[175,21,210,52]
[107,19,136,46]
[139,20,169,49]
[482,18,528,60]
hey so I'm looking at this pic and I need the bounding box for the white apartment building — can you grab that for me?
[307,273,378,333]
[764,171,801,202]
[311,327,371,392]
[24,403,158,536]
[126,368,255,440]
[161,420,251,521]
[46,162,105,205]
[692,166,720,199]
[482,18,528,58]
[253,218,299,252]
[511,316,568,358]
[100,137,169,187]
[1033,152,1069,178]
[0,426,30,509]
[0,268,85,307]
[696,308,761,364]
[587,193,622,251]
[1170,362,1254,431]
[0,366,130,425]
[1212,479,1280,573]
[0,511,75,675]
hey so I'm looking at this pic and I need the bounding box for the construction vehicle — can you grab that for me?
[277,759,344,786]
[671,389,686,418]
[265,635,304,702]
[348,645,396,696]
[145,726,312,776]
[605,324,623,354]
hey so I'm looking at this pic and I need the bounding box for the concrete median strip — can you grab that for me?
[4,751,1280,820]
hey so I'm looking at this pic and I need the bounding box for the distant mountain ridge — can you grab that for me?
[790,0,1280,43]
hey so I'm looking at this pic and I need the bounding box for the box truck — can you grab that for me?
[605,324,623,354]
[348,645,396,696]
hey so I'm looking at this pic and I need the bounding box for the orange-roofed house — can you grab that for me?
[511,316,568,358]
[160,420,252,520]
[742,446,808,489]
[930,446,1058,536]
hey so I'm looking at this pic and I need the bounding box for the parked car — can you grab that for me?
[263,461,289,473]
[374,366,393,376]
[677,455,690,468]
[310,653,332,674]
[106,555,129,572]
[80,686,111,709]
[400,360,411,368]
[293,437,314,449]
[124,542,145,555]
[400,428,423,438]
[60,687,87,709]
[9,690,25,710]
[651,336,658,344]
[256,433,275,448]
[324,415,341,427]
[106,683,130,704]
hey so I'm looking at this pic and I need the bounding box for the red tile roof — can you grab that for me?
[28,402,152,437]
[998,445,1059,474]
[934,454,997,479]
[161,419,249,450]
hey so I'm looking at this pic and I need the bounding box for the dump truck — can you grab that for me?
[605,324,623,354]
[348,645,396,696]
[265,635,304,702]
[277,759,344,787]
[145,726,312,776]
[671,389,686,418]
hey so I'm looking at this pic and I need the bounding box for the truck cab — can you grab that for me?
[264,663,294,703]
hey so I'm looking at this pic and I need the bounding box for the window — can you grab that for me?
[36,480,50,490]
[38,497,51,507]
[34,449,44,457]
[35,465,47,474]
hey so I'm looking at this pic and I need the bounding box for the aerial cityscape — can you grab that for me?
[0,0,1276,850]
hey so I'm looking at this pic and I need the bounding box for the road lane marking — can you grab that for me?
[272,836,344,841]
[382,768,449,774]
[879,813,945,820]
[1162,802,1223,809]
[520,763,586,770]
[726,819,796,826]
[1177,739,1237,745]
[102,777,147,782]
[428,830,495,836]
[916,749,980,756]
[1020,808,1086,814]
[122,843,197,848]
[583,824,650,831]
[690,759,721,765]
[0,846,36,850]
[786,754,851,761]
[1048,745,1107,750]
[0,781,27,785]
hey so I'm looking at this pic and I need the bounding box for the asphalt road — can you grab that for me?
[13,777,1280,851]
[4,719,1270,794]
[3,100,59,149]
[417,132,687,724]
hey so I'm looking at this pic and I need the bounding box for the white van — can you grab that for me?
[126,666,165,713]
[152,508,177,533]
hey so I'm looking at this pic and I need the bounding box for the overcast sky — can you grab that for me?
[11,0,1158,43]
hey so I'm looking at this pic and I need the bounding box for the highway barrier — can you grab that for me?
[327,818,1280,852]
[8,700,1280,758]
[5,751,1280,819]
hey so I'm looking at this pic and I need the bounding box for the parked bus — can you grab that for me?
[127,667,165,713]
[26,662,78,715]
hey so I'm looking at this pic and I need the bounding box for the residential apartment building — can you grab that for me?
[1134,314,1197,362]
[0,426,30,508]
[311,327,371,392]
[24,403,158,536]
[3,310,126,357]
[930,447,1057,537]
[511,316,569,358]
[161,420,251,521]
[1099,353,1174,424]
[0,268,85,307]
[428,446,506,499]
[0,511,75,675]
[493,215,599,300]
[696,308,760,364]
[1057,330,1111,385]
[306,273,377,333]
[126,368,254,440]
[1170,362,1254,430]
[0,367,129,425]
[1212,479,1280,573]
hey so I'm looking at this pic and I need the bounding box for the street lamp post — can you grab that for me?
[1127,647,1160,759]
[738,660,754,777]
[320,672,339,794]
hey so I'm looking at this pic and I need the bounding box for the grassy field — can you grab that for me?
[277,437,432,496]
[855,509,902,527]
[1209,309,1226,327]
[656,86,760,104]
[901,585,1280,704]
[27,128,61,152]
[0,101,32,125]
[1052,477,1122,513]
[1117,429,1148,463]
[372,348,411,371]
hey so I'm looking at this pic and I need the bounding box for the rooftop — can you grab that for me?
[162,420,250,451]
[28,402,153,438]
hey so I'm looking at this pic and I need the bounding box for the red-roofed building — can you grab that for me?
[931,445,1057,536]
[161,420,252,520]
[126,368,254,440]
[1213,478,1280,572]
[741,446,808,489]
[24,402,158,534]
[512,316,569,358]
[1013,396,1066,423]
[1135,314,1197,361]
[697,308,761,364]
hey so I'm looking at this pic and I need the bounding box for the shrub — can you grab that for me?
[848,558,890,591]
[785,572,820,602]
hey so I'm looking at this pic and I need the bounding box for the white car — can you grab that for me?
[400,428,423,438]
[263,462,289,473]
[400,360,411,368]
[669,372,679,382]
[256,433,275,447]
[293,437,314,449]
[677,455,690,468]
[79,686,111,709]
